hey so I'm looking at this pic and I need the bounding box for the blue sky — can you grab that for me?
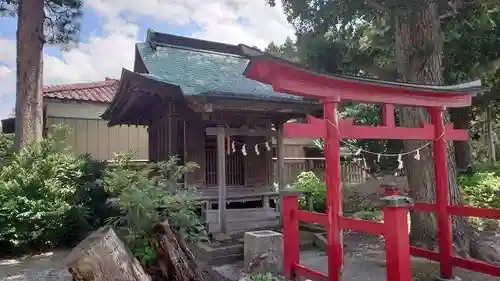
[0,0,294,119]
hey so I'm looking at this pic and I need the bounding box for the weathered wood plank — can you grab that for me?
[205,208,280,223]
[208,218,280,233]
[206,127,277,137]
[216,125,227,233]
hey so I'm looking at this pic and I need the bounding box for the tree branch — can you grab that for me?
[358,63,399,80]
[471,57,500,79]
[365,0,391,13]
[439,0,485,22]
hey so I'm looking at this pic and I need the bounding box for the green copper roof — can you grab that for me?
[135,41,305,102]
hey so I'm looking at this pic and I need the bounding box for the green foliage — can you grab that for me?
[351,210,382,221]
[264,37,299,62]
[292,171,380,218]
[457,164,500,230]
[458,164,500,209]
[292,171,326,212]
[0,133,14,165]
[248,273,285,281]
[0,0,83,47]
[104,155,205,265]
[0,124,206,263]
[0,126,106,254]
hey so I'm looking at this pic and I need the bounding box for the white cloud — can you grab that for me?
[0,38,16,119]
[0,65,15,96]
[0,37,16,66]
[87,0,295,49]
[0,0,294,120]
[0,18,138,119]
[44,19,138,85]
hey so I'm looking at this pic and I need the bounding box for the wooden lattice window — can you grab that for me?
[205,136,245,186]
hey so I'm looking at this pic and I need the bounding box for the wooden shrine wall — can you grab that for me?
[148,113,178,163]
[244,136,272,187]
[147,114,270,188]
[184,119,206,186]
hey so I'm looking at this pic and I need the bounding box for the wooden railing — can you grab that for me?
[273,157,366,184]
[106,157,367,185]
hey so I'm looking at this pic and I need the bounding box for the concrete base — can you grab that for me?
[243,230,283,274]
[437,277,461,281]
[213,233,232,242]
[189,240,243,266]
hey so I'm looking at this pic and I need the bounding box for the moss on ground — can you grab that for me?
[410,259,496,281]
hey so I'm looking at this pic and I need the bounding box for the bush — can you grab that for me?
[0,127,205,262]
[248,273,285,281]
[458,164,500,209]
[292,171,326,212]
[0,127,107,255]
[0,133,14,165]
[104,154,205,265]
[291,171,379,217]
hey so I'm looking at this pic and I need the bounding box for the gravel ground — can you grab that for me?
[0,250,72,281]
[1,233,496,281]
[213,231,498,281]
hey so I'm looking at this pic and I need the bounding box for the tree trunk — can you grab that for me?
[394,3,472,255]
[449,107,473,171]
[151,220,204,281]
[485,104,496,165]
[15,0,44,151]
[65,226,152,281]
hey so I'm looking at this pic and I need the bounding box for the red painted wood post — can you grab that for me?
[322,97,343,281]
[382,194,414,281]
[281,190,300,280]
[429,106,454,279]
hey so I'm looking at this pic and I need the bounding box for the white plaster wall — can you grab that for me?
[45,100,148,160]
[45,100,109,119]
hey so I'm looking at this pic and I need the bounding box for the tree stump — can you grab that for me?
[151,220,205,281]
[64,226,151,281]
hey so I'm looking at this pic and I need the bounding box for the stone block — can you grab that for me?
[243,230,283,274]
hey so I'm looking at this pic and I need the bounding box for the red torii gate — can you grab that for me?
[240,45,500,281]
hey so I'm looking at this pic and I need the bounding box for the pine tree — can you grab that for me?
[0,0,83,150]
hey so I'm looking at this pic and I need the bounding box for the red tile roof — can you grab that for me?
[43,78,119,103]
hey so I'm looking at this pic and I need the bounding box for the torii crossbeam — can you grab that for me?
[240,44,487,281]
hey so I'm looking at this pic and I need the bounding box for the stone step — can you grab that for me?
[189,241,244,263]
[207,253,243,266]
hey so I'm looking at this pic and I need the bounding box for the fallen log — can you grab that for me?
[151,220,204,281]
[64,226,151,281]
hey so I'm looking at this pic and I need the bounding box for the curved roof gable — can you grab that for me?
[134,29,304,102]
[239,44,486,108]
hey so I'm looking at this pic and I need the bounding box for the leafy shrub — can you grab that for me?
[457,164,500,230]
[0,133,14,165]
[248,273,285,281]
[291,171,379,217]
[351,210,382,221]
[104,154,205,265]
[292,171,326,212]
[458,164,500,209]
[0,127,106,254]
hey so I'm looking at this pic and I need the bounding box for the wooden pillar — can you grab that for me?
[276,122,286,189]
[323,97,343,281]
[281,191,300,280]
[216,125,227,234]
[382,197,412,281]
[429,106,453,279]
[276,122,286,221]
